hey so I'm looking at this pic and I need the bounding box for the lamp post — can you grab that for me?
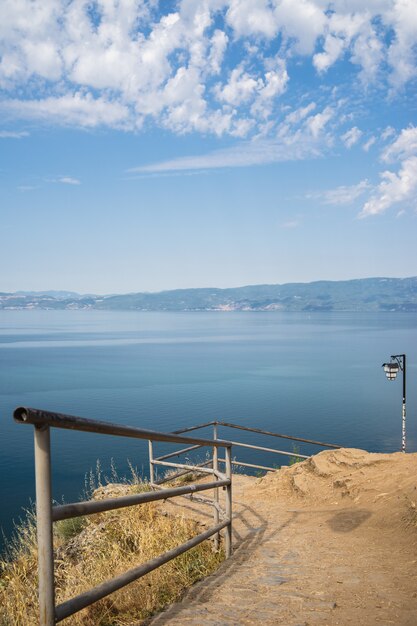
[382,354,406,452]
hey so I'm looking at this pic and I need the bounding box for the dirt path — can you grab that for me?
[149,449,417,626]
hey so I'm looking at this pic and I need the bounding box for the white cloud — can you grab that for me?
[305,107,334,139]
[215,58,288,120]
[362,136,376,152]
[0,0,414,138]
[0,93,131,128]
[17,185,37,192]
[226,0,279,39]
[0,130,29,138]
[351,28,384,84]
[341,126,363,148]
[381,126,396,141]
[216,65,260,106]
[208,29,228,74]
[308,180,371,205]
[280,219,300,229]
[284,102,317,125]
[386,0,417,88]
[313,34,346,72]
[57,176,81,186]
[130,103,335,172]
[359,156,417,217]
[274,0,326,55]
[381,125,417,162]
[359,124,417,217]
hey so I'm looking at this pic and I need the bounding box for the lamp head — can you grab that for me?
[382,362,399,381]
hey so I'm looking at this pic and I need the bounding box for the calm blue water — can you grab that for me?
[1,310,416,549]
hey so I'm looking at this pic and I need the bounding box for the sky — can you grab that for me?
[1,0,417,294]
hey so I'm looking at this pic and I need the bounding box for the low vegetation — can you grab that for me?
[0,465,224,625]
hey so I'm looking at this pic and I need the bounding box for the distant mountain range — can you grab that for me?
[1,278,417,312]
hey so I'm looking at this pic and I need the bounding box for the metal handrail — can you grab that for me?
[224,439,310,459]
[53,479,230,522]
[56,520,229,622]
[14,407,230,447]
[13,407,233,626]
[174,419,340,449]
[169,419,340,473]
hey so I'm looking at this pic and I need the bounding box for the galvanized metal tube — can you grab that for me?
[155,443,203,462]
[154,460,213,485]
[218,458,277,472]
[54,520,229,622]
[173,420,216,434]
[217,421,340,449]
[151,485,226,514]
[152,459,216,474]
[226,439,309,459]
[148,440,155,486]
[152,459,227,482]
[34,425,55,626]
[225,446,232,558]
[13,408,230,448]
[53,480,230,522]
[212,423,219,551]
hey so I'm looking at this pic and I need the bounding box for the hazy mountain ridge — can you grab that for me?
[1,278,417,312]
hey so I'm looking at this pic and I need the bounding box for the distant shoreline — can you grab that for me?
[1,277,417,312]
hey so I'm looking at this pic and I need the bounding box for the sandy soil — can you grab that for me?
[150,448,417,625]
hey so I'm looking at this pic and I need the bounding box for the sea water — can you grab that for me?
[1,310,416,548]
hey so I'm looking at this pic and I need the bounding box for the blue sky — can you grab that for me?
[1,0,417,294]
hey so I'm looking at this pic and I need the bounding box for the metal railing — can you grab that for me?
[169,419,340,473]
[149,420,339,548]
[13,407,233,626]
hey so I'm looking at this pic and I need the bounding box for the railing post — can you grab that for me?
[212,423,219,551]
[34,425,55,626]
[225,445,233,558]
[148,440,155,487]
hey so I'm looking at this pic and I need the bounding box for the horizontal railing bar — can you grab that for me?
[216,421,340,449]
[218,458,277,472]
[225,440,309,459]
[155,443,203,462]
[55,519,230,622]
[169,493,225,509]
[13,408,231,448]
[53,480,230,522]
[154,460,212,485]
[153,459,226,481]
[150,484,225,514]
[152,460,216,474]
[173,421,217,435]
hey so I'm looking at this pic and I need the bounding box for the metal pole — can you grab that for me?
[34,425,55,626]
[212,423,219,551]
[148,440,155,486]
[225,445,232,558]
[402,354,406,453]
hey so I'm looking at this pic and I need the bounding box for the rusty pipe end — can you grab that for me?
[13,406,29,423]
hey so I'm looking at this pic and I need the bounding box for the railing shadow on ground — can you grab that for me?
[145,507,301,626]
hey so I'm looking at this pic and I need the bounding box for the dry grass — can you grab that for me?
[0,475,223,626]
[162,468,204,486]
